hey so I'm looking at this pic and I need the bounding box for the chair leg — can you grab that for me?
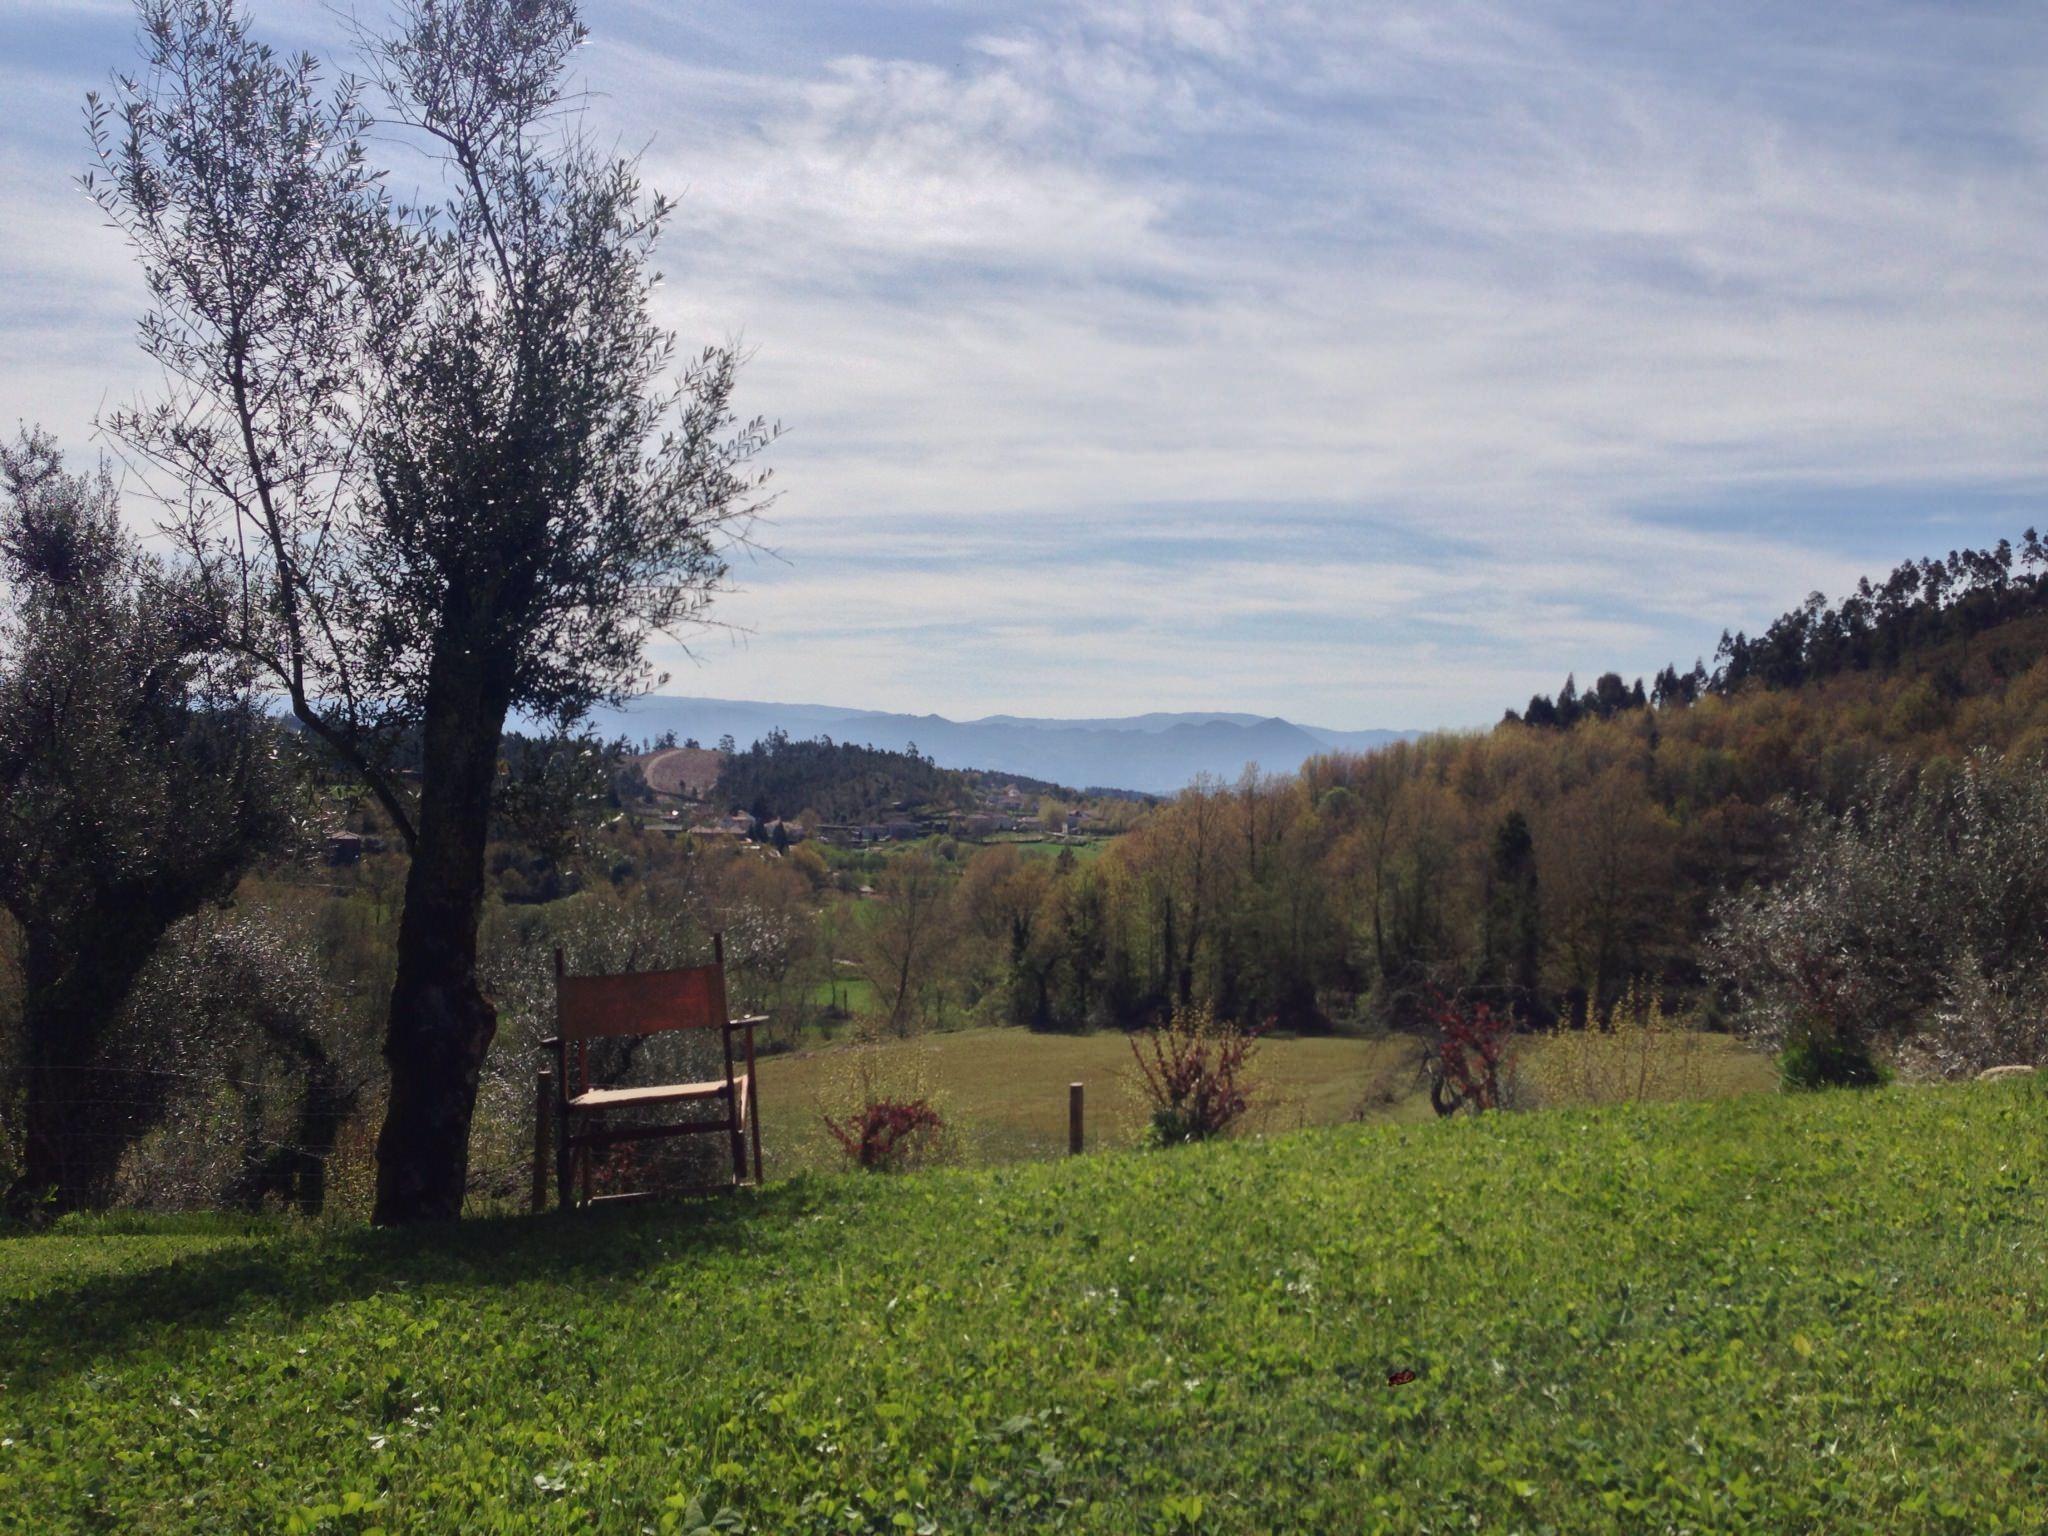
[532,1070,553,1215]
[556,1113,574,1212]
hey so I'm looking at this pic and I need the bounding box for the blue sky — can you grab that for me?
[4,0,2047,728]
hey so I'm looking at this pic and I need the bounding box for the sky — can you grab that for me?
[3,0,2047,729]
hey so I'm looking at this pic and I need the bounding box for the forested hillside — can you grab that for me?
[1511,533,2048,724]
[965,536,2048,1034]
[710,731,1073,823]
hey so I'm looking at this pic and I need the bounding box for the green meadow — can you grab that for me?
[4,1081,2044,1533]
[754,1023,1774,1171]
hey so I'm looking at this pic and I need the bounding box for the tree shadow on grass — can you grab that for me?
[0,1180,826,1398]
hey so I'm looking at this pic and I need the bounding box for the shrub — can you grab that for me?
[1778,1029,1892,1092]
[1130,1004,1261,1145]
[824,1097,947,1172]
[1528,987,1706,1107]
[106,909,362,1216]
[1423,991,1516,1115]
[1910,967,2048,1081]
[1708,750,2048,1081]
[816,1040,951,1172]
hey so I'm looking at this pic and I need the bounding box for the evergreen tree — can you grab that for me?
[1555,674,1582,728]
[1479,810,1542,1019]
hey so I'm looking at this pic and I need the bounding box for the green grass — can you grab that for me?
[796,974,879,1018]
[760,1027,1422,1171]
[4,1081,2045,1532]
[990,836,1114,863]
[822,835,1116,870]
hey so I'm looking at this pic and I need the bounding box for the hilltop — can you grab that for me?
[636,745,724,800]
[590,696,1416,795]
[613,732,1123,846]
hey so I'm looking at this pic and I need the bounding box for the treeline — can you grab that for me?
[928,592,2048,1036]
[712,733,976,823]
[1512,533,2048,728]
[711,731,1081,824]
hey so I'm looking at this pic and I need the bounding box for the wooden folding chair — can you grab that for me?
[538,935,764,1209]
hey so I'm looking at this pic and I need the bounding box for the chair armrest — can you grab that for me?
[539,1035,562,1050]
[723,1015,769,1032]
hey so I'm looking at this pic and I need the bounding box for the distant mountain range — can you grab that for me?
[585,696,1417,795]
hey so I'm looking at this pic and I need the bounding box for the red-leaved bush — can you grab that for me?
[1131,1004,1263,1145]
[1425,991,1515,1115]
[823,1097,946,1172]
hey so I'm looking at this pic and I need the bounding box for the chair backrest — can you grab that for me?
[554,951,730,1042]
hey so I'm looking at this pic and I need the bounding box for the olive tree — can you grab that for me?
[1707,752,2048,1083]
[90,0,772,1221]
[0,430,286,1217]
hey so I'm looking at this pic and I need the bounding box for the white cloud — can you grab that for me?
[6,0,2046,727]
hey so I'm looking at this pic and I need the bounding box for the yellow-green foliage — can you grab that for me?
[1526,989,1708,1108]
[800,1029,957,1172]
[1086,612,2048,1030]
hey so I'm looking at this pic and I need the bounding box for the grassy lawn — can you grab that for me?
[755,1024,1775,1174]
[992,836,1114,863]
[6,1081,2039,1532]
[825,835,1116,868]
[796,974,879,1018]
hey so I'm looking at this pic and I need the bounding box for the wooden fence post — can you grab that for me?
[532,1069,554,1214]
[1069,1081,1084,1155]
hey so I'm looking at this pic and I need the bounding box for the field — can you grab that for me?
[755,1023,1775,1173]
[7,1080,2041,1532]
[637,747,724,800]
[797,974,879,1019]
[986,836,1115,863]
[823,835,1116,869]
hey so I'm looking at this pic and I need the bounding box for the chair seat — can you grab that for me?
[568,1075,746,1113]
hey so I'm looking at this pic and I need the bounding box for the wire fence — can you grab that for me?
[3,1060,544,1217]
[1,899,833,1220]
[3,1044,753,1218]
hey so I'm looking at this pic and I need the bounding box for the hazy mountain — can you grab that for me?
[587,696,1416,795]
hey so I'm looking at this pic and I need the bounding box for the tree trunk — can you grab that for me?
[6,927,157,1219]
[13,1044,129,1220]
[371,651,511,1225]
[1158,893,1175,1008]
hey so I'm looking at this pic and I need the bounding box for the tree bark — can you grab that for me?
[370,645,512,1225]
[7,926,159,1219]
[13,1044,129,1220]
